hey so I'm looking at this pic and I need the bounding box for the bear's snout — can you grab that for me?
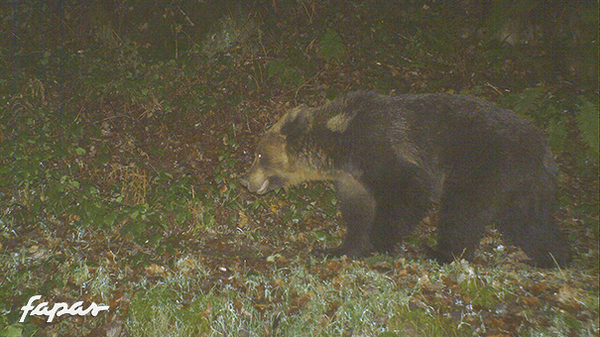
[252,178,270,195]
[241,166,271,195]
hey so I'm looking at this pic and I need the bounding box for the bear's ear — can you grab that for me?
[280,105,311,138]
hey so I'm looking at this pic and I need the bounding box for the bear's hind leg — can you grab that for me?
[432,177,497,264]
[370,195,430,253]
[496,190,571,268]
[433,206,491,263]
[365,163,433,253]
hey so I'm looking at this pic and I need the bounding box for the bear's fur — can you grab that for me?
[242,91,571,267]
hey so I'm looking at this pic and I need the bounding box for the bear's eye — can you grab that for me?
[257,153,269,164]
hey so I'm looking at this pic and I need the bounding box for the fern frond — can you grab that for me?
[575,97,599,158]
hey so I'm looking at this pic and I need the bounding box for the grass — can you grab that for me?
[0,1,598,336]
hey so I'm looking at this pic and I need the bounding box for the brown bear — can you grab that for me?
[241,91,571,267]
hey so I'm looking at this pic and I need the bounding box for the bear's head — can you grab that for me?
[242,105,326,194]
[241,132,292,194]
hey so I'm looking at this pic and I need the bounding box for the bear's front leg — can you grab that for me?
[313,175,376,258]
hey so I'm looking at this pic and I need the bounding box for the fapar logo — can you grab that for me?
[20,295,110,323]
